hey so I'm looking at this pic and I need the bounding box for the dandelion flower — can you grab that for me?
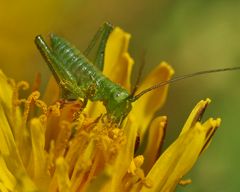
[0,26,220,192]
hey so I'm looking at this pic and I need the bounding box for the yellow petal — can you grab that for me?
[109,116,137,191]
[200,117,221,153]
[0,103,16,156]
[0,155,16,191]
[0,183,9,192]
[85,100,106,119]
[43,76,59,105]
[0,103,23,171]
[13,172,39,192]
[14,170,38,192]
[104,27,134,91]
[0,70,22,133]
[27,118,50,190]
[55,157,71,192]
[0,154,38,192]
[130,62,174,138]
[0,70,13,114]
[143,116,167,173]
[128,155,144,175]
[52,121,72,160]
[70,140,95,191]
[143,123,204,192]
[85,167,111,192]
[45,101,80,150]
[180,98,211,135]
[141,118,219,192]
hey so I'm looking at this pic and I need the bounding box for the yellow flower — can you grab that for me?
[0,26,220,192]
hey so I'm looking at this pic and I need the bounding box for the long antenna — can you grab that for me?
[131,51,146,96]
[132,66,240,101]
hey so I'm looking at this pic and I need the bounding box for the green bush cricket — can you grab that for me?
[35,22,240,124]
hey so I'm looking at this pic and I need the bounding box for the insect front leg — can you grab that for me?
[84,22,114,71]
[82,98,88,110]
[80,83,98,101]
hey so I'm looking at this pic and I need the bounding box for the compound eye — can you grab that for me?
[114,92,121,99]
[116,93,121,97]
[113,91,128,102]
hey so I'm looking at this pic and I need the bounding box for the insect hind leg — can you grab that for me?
[84,22,114,71]
[35,35,62,84]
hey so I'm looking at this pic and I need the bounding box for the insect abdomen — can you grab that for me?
[50,34,119,101]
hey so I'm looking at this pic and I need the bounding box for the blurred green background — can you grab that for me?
[1,0,240,191]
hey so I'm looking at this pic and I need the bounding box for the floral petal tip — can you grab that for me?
[160,61,175,75]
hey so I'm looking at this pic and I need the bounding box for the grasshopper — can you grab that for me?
[35,22,240,124]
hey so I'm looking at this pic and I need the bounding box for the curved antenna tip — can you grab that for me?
[132,66,240,101]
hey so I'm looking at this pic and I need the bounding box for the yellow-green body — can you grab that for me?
[35,24,132,122]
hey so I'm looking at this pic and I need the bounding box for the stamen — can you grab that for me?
[35,100,48,115]
[22,91,40,124]
[128,155,144,174]
[17,81,30,91]
[179,179,192,186]
[11,80,29,108]
[54,121,72,159]
[31,72,41,92]
[48,102,61,116]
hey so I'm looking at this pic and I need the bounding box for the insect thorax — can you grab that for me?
[104,87,132,122]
